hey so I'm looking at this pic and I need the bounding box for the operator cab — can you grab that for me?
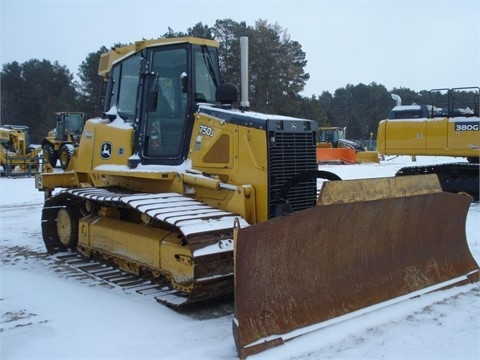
[316,127,344,147]
[103,38,223,167]
[54,112,87,142]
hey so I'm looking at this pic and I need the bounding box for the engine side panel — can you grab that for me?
[377,116,479,158]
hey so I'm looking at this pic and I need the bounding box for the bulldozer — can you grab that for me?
[377,88,479,200]
[42,111,88,170]
[316,126,379,164]
[34,37,478,357]
[0,124,41,176]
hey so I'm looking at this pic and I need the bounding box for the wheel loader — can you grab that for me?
[34,37,479,358]
[42,112,88,170]
[377,88,479,200]
[1,124,41,176]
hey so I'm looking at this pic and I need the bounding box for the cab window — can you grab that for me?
[106,53,141,122]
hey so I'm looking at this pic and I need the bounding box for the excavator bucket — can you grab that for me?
[316,147,357,164]
[233,175,479,358]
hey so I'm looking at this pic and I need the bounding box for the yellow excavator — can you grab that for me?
[35,37,478,357]
[377,88,479,200]
[1,124,41,176]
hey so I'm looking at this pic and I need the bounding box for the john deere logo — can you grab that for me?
[100,142,112,159]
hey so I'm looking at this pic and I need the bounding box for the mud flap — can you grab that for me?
[233,175,479,358]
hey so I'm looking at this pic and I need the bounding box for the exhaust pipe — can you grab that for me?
[391,93,402,106]
[240,36,250,111]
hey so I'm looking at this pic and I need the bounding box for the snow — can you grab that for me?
[1,155,479,359]
[95,158,194,173]
[107,117,134,130]
[198,103,309,121]
[391,104,423,111]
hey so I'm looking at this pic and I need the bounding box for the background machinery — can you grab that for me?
[377,87,479,200]
[42,112,88,170]
[0,124,41,176]
[34,38,478,357]
[316,126,379,164]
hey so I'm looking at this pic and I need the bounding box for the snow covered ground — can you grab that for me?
[0,156,479,359]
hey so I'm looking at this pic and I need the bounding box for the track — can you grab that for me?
[53,252,192,303]
[396,162,479,201]
[40,187,249,309]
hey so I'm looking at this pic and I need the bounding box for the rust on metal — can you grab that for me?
[317,174,442,205]
[233,190,478,358]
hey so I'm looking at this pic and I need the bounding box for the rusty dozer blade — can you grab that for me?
[233,175,479,358]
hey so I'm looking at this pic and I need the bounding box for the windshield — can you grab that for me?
[65,114,85,134]
[318,129,340,143]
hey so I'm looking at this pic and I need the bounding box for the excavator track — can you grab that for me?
[396,162,479,201]
[41,188,249,308]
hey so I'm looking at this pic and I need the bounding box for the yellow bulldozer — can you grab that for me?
[42,111,88,170]
[35,37,478,357]
[377,88,479,200]
[0,124,41,176]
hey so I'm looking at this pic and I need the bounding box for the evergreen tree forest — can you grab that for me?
[1,19,477,143]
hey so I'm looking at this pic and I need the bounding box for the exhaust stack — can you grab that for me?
[391,93,402,106]
[240,37,250,110]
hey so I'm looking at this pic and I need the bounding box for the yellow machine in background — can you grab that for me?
[42,112,88,170]
[0,124,41,176]
[34,38,478,357]
[377,88,479,160]
[377,87,479,200]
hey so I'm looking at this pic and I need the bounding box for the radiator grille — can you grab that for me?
[268,130,318,218]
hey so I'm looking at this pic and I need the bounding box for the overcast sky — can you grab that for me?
[1,0,479,97]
